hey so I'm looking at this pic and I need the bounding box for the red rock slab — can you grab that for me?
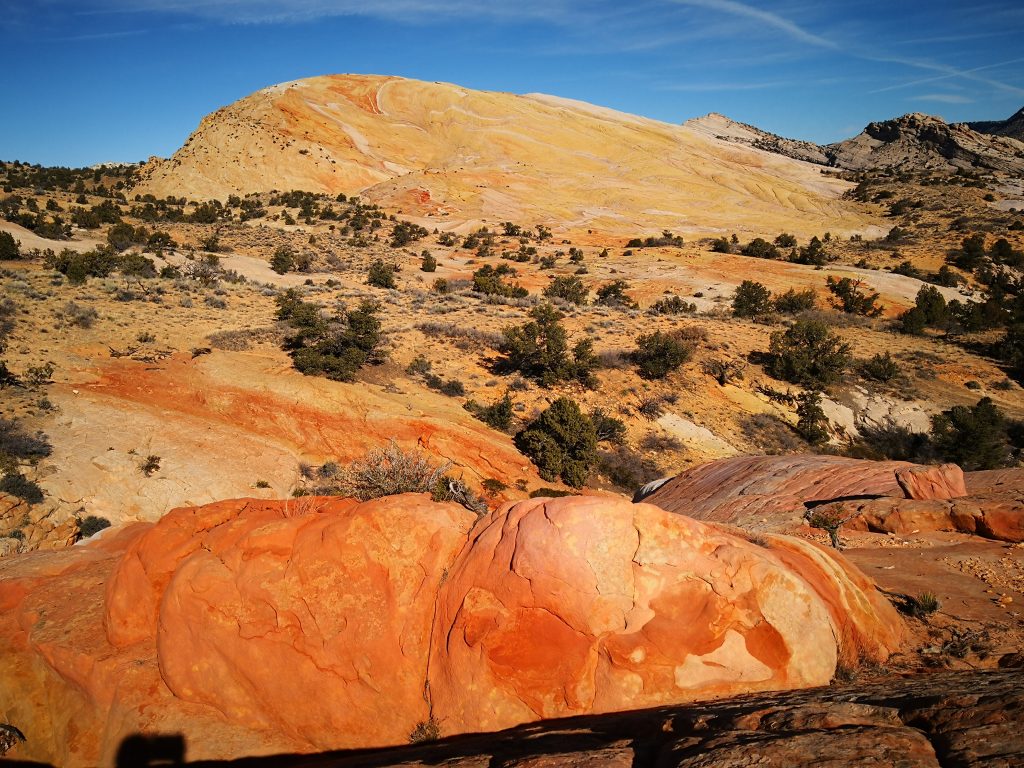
[896,463,967,500]
[637,455,915,527]
[429,495,903,736]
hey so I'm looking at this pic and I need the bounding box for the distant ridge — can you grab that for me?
[683,113,829,166]
[969,106,1024,142]
[687,110,1024,175]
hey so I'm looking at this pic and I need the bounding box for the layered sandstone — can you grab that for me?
[638,456,1022,543]
[0,493,903,765]
[135,75,878,239]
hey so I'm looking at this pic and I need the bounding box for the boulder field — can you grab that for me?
[0,492,903,765]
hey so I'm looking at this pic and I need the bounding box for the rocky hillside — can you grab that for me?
[684,112,831,165]
[687,110,1024,175]
[134,75,875,239]
[969,106,1024,142]
[828,112,1024,174]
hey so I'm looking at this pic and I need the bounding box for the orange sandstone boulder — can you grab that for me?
[112,494,476,750]
[428,496,903,736]
[0,493,904,765]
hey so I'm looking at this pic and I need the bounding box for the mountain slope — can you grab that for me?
[684,112,830,166]
[135,74,877,238]
[969,106,1024,141]
[686,110,1024,175]
[827,112,1024,174]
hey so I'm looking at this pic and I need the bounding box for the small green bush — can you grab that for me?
[631,331,693,379]
[368,260,398,289]
[77,515,111,538]
[515,398,597,488]
[732,280,773,318]
[767,319,851,387]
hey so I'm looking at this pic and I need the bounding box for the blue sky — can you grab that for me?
[2,0,1023,167]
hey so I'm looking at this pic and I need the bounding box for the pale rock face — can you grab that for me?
[134,74,877,239]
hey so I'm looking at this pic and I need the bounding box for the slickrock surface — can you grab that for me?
[135,75,877,239]
[429,496,902,736]
[0,493,903,765]
[639,455,1022,542]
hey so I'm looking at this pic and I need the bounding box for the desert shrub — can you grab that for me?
[77,515,111,538]
[420,252,437,272]
[859,352,901,382]
[391,220,429,248]
[767,319,851,387]
[596,446,663,491]
[732,280,773,318]
[625,231,683,248]
[844,422,932,462]
[466,393,514,431]
[742,238,781,260]
[930,397,1013,471]
[543,275,588,305]
[368,260,398,289]
[408,717,440,744]
[432,278,449,294]
[139,455,161,476]
[438,378,465,397]
[45,247,120,284]
[826,277,883,317]
[58,301,98,328]
[473,264,528,298]
[774,233,797,247]
[911,592,940,618]
[631,330,693,379]
[590,408,627,444]
[741,413,803,453]
[499,303,597,387]
[529,487,575,498]
[637,393,671,420]
[898,285,949,335]
[514,398,597,488]
[710,237,732,254]
[650,295,696,315]
[0,473,43,504]
[796,391,830,444]
[340,440,451,500]
[702,358,745,386]
[594,280,636,308]
[772,288,816,314]
[270,246,295,274]
[0,231,20,260]
[280,292,383,382]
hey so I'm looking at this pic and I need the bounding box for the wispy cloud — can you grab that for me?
[912,93,974,104]
[68,0,576,24]
[868,55,1024,96]
[52,28,147,41]
[667,0,838,49]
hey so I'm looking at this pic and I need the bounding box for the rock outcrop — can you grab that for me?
[638,456,1023,543]
[0,492,903,765]
[683,112,830,165]
[969,106,1024,142]
[826,112,1024,174]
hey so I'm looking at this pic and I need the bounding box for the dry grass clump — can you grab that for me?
[339,439,452,501]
